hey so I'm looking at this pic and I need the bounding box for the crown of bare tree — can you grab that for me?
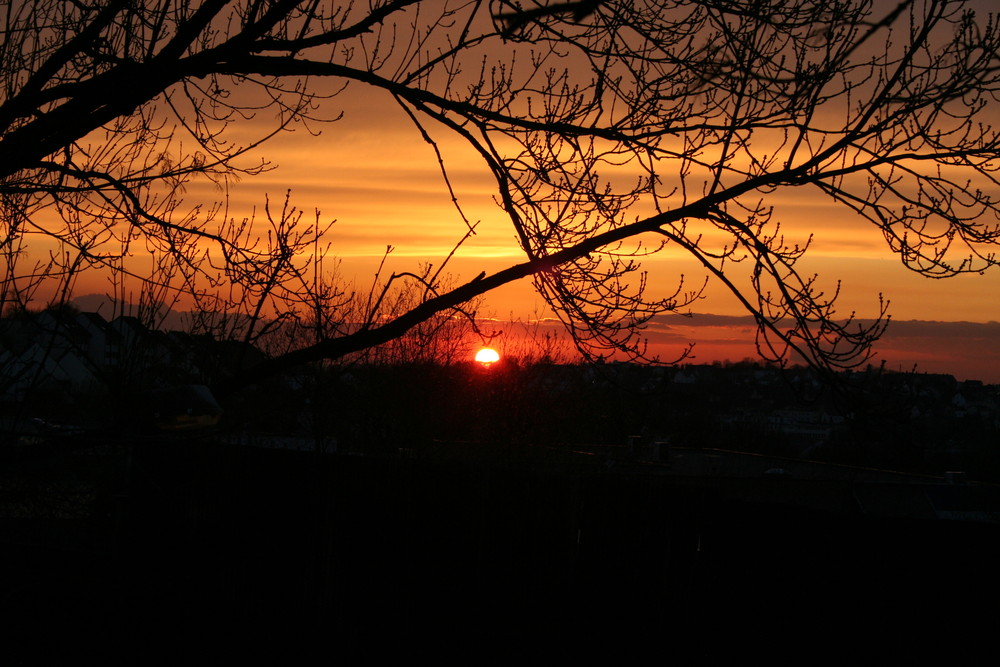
[1,0,997,391]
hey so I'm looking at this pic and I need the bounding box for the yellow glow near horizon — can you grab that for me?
[475,348,501,365]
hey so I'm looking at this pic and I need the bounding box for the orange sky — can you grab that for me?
[316,87,1000,382]
[161,83,996,381]
[52,14,1000,384]
[57,79,1000,381]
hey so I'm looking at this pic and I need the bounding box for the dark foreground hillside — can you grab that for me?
[2,438,998,664]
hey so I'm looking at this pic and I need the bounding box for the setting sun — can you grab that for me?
[474,348,501,365]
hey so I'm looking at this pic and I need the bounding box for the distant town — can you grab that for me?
[2,305,998,484]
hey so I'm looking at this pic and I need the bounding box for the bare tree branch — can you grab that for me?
[0,0,996,393]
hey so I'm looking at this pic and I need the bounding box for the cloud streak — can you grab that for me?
[642,314,1000,382]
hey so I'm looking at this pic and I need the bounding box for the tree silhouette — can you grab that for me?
[1,0,997,390]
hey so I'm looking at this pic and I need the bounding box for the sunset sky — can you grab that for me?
[52,2,1000,383]
[154,81,997,383]
[58,81,1000,381]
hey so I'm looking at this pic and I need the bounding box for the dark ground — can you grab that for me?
[2,438,999,664]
